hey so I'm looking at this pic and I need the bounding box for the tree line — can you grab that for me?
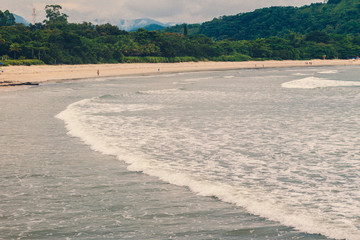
[0,4,359,66]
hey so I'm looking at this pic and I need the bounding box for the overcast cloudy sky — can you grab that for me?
[1,0,322,24]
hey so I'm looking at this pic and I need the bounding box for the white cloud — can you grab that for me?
[0,0,322,24]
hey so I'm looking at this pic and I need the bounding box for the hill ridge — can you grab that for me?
[164,0,360,40]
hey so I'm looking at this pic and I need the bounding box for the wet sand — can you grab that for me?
[1,59,359,91]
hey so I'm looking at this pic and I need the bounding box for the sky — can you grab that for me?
[1,0,323,24]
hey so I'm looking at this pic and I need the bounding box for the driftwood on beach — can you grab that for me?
[0,81,39,87]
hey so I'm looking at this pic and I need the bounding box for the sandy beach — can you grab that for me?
[1,59,359,91]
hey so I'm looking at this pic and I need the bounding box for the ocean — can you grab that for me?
[0,65,359,239]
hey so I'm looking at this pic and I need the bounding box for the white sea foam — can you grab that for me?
[282,77,360,89]
[318,70,339,74]
[292,73,312,76]
[56,86,360,240]
[223,75,235,79]
[183,77,213,82]
[137,88,180,94]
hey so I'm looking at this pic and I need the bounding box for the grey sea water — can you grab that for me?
[1,66,359,239]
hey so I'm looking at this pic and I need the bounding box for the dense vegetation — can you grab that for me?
[0,6,225,65]
[165,0,360,40]
[0,10,15,26]
[0,2,360,65]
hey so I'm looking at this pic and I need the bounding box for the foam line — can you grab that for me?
[56,97,360,240]
[282,77,360,89]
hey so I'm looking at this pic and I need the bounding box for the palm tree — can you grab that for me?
[10,43,21,59]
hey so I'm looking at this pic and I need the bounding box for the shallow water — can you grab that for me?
[1,66,359,239]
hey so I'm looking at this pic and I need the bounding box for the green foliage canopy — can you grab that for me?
[0,10,15,26]
[0,4,360,65]
[165,0,360,40]
[44,5,68,25]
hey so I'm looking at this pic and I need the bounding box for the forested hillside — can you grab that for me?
[0,6,227,65]
[165,0,360,40]
[0,3,360,65]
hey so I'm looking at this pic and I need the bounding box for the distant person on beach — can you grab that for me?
[97,69,99,76]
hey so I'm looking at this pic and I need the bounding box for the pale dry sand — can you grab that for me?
[1,59,359,91]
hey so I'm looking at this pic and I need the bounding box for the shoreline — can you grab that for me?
[1,59,359,91]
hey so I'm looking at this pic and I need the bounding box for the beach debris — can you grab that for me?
[0,81,39,87]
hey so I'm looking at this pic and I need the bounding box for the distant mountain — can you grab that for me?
[143,24,166,31]
[14,14,29,25]
[93,18,172,31]
[164,0,360,40]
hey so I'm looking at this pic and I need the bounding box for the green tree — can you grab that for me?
[0,10,15,26]
[44,5,68,25]
[305,31,331,44]
[183,24,188,36]
[96,23,124,36]
[10,43,21,59]
[0,36,5,45]
[327,0,342,4]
